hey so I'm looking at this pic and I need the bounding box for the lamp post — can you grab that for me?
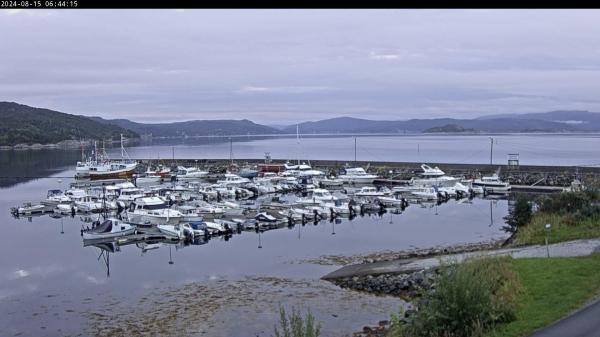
[545,223,552,258]
[258,231,262,249]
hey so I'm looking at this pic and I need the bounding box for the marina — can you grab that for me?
[2,138,599,336]
[1,146,527,336]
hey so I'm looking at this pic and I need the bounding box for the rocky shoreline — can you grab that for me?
[331,269,438,299]
[321,240,511,337]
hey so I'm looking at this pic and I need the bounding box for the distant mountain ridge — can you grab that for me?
[90,117,281,137]
[3,102,600,148]
[283,114,587,134]
[0,102,137,147]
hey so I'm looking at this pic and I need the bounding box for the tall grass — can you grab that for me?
[391,257,522,337]
[274,305,321,337]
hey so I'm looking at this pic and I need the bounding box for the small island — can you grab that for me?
[424,123,479,133]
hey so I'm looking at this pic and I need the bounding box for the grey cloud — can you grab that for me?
[2,9,600,123]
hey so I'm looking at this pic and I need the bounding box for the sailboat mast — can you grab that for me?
[354,137,357,164]
[296,124,300,165]
[229,137,233,164]
[121,134,125,159]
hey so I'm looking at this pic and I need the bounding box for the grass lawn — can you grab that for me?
[514,212,600,246]
[487,254,600,337]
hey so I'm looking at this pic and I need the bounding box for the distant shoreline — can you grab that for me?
[2,131,600,151]
[0,139,135,151]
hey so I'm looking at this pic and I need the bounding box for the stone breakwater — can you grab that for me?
[296,240,505,266]
[136,158,600,187]
[331,269,438,299]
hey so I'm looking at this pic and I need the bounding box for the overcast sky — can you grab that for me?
[2,9,600,124]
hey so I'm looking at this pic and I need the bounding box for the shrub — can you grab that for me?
[391,256,522,337]
[537,190,599,215]
[274,305,321,337]
[503,196,532,233]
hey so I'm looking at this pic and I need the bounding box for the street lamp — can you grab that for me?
[258,231,263,249]
[545,223,552,258]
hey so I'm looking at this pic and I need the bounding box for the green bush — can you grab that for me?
[274,305,321,337]
[503,196,532,233]
[538,189,600,215]
[391,257,522,337]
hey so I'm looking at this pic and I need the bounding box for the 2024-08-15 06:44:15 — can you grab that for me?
[0,0,78,7]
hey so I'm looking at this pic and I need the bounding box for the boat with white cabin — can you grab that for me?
[339,167,377,184]
[82,218,136,240]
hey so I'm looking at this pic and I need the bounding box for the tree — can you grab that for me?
[503,196,532,233]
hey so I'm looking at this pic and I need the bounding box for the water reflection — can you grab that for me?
[0,166,511,337]
[0,149,80,188]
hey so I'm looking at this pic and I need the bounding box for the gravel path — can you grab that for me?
[323,238,600,279]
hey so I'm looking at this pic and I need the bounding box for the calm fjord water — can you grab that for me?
[109,133,600,166]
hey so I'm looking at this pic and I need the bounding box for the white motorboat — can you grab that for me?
[355,186,387,197]
[410,186,439,200]
[135,174,162,185]
[339,167,377,184]
[317,177,344,187]
[282,163,325,178]
[128,197,183,225]
[73,195,104,213]
[194,201,226,217]
[472,174,511,194]
[55,204,76,214]
[157,224,186,239]
[82,218,136,240]
[255,212,278,222]
[117,188,144,206]
[375,196,406,207]
[410,164,459,187]
[203,221,229,234]
[217,173,250,186]
[181,222,207,236]
[11,202,46,215]
[215,201,245,216]
[176,205,204,222]
[311,188,338,202]
[41,190,71,207]
[176,166,208,180]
